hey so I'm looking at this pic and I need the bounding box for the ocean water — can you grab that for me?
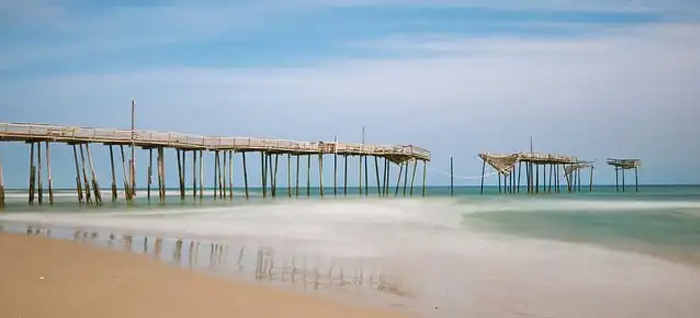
[1,185,700,317]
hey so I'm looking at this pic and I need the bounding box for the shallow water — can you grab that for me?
[2,186,700,317]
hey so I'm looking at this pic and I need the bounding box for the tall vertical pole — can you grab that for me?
[146,148,152,201]
[358,155,363,196]
[480,158,486,194]
[130,99,136,202]
[334,153,338,196]
[37,141,43,204]
[535,164,539,194]
[199,150,204,200]
[272,154,279,198]
[548,164,553,193]
[242,152,249,199]
[193,150,197,200]
[635,167,638,192]
[622,168,626,192]
[177,149,184,200]
[287,154,292,198]
[157,147,164,202]
[589,166,594,192]
[383,158,389,196]
[229,151,233,200]
[403,161,409,196]
[260,152,265,198]
[577,168,582,192]
[517,161,522,193]
[0,153,4,208]
[498,173,502,194]
[386,160,391,196]
[219,151,225,199]
[450,157,454,196]
[615,167,619,192]
[85,144,102,203]
[119,145,129,201]
[374,156,381,196]
[365,156,369,197]
[110,147,119,202]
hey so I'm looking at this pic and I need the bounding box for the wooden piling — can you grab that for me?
[589,166,594,192]
[403,161,409,196]
[85,144,102,203]
[634,167,638,192]
[306,154,311,197]
[214,151,219,199]
[273,154,279,197]
[119,145,129,201]
[295,154,300,197]
[422,160,427,197]
[229,151,234,200]
[364,156,369,197]
[621,168,626,192]
[318,154,324,197]
[177,149,184,200]
[535,164,539,194]
[79,144,92,203]
[260,152,266,198]
[497,172,502,194]
[159,147,165,202]
[385,159,391,196]
[242,152,249,199]
[358,155,363,196]
[37,141,43,204]
[72,145,83,203]
[343,155,348,196]
[410,159,417,196]
[615,167,619,192]
[383,158,389,196]
[395,162,403,196]
[199,150,204,200]
[517,161,522,193]
[374,156,381,196]
[334,154,338,196]
[450,157,454,196]
[219,151,224,199]
[45,141,53,205]
[288,154,292,198]
[0,153,4,208]
[577,168,582,192]
[111,146,119,202]
[192,150,197,200]
[479,158,486,194]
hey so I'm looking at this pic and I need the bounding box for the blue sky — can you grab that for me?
[1,0,699,188]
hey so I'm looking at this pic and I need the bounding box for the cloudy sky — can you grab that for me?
[1,0,699,188]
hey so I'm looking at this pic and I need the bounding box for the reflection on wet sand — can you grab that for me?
[9,224,410,298]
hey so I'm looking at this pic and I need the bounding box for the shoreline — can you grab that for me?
[0,233,410,318]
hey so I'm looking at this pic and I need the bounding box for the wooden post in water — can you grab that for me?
[358,155,363,196]
[119,145,129,201]
[385,160,391,196]
[450,157,454,196]
[589,166,594,192]
[121,146,130,202]
[343,155,348,196]
[497,172,501,194]
[241,152,249,199]
[192,150,197,200]
[410,159,417,196]
[229,151,234,200]
[273,154,279,198]
[306,154,311,197]
[615,167,619,192]
[403,161,409,196]
[548,164,553,193]
[634,167,638,192]
[177,149,183,200]
[37,142,43,204]
[0,153,5,208]
[85,144,102,203]
[517,161,522,193]
[45,141,53,205]
[374,156,381,196]
[422,160,427,197]
[395,162,404,197]
[79,144,92,203]
[334,153,338,196]
[621,168,626,192]
[318,153,324,197]
[577,168,582,192]
[199,150,204,200]
[535,164,539,194]
[288,154,292,198]
[219,151,225,199]
[295,155,300,197]
[479,158,486,194]
[27,143,35,204]
[364,156,369,197]
[214,151,219,199]
[260,152,266,198]
[383,158,389,196]
[72,145,83,203]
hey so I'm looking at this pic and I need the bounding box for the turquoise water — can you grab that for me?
[2,185,700,317]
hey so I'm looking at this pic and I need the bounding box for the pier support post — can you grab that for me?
[192,150,197,200]
[177,149,184,200]
[295,155,300,197]
[229,151,234,200]
[480,158,486,194]
[131,146,138,201]
[260,152,266,198]
[622,168,626,192]
[28,143,35,204]
[273,154,279,198]
[37,141,43,204]
[306,154,311,197]
[497,173,502,194]
[219,151,225,199]
[589,166,594,192]
[287,154,292,198]
[241,152,249,199]
[358,156,363,196]
[119,145,129,201]
[634,167,638,192]
[72,145,83,203]
[199,150,204,200]
[450,157,454,196]
[79,144,92,203]
[85,144,102,203]
[343,155,348,196]
[365,156,369,197]
[517,161,522,193]
[334,154,338,196]
[374,156,381,196]
[403,161,409,196]
[383,158,389,196]
[615,167,619,192]
[422,160,427,197]
[385,160,391,196]
[395,162,404,197]
[0,153,4,208]
[410,159,417,196]
[157,147,165,203]
[45,142,53,205]
[318,154,324,197]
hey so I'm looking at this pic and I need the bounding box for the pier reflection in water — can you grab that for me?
[6,224,410,300]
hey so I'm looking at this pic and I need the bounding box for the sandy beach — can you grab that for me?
[0,233,408,318]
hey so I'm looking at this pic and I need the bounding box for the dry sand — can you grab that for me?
[0,233,409,318]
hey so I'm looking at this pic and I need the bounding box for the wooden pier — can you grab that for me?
[0,123,430,206]
[607,158,641,192]
[478,152,594,194]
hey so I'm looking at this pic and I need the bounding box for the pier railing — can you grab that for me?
[0,123,430,161]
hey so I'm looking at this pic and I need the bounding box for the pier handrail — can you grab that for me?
[0,123,430,161]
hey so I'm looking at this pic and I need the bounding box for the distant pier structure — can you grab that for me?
[478,152,594,194]
[607,158,641,192]
[0,123,430,207]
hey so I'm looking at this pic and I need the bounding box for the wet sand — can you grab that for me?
[0,233,409,318]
